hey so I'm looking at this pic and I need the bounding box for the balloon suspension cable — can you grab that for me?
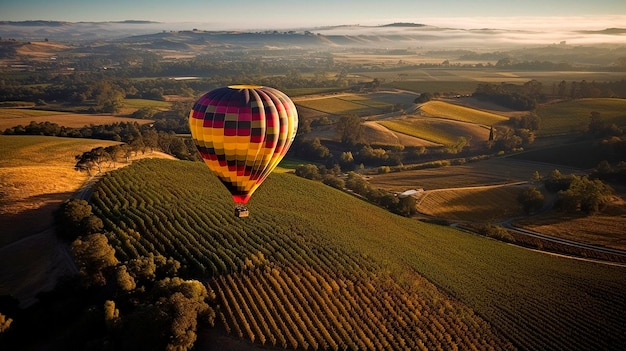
[234,205,249,218]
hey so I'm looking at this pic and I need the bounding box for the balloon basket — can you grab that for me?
[234,206,249,218]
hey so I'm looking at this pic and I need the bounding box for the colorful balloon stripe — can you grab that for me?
[189,85,298,205]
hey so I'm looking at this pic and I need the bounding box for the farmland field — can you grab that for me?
[367,157,582,192]
[0,108,154,130]
[536,98,626,136]
[88,158,626,350]
[377,116,489,146]
[415,185,525,222]
[418,100,509,126]
[293,91,417,118]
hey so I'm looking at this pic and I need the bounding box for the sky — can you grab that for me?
[2,0,626,31]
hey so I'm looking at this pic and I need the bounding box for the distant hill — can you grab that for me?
[2,20,623,48]
[380,22,427,27]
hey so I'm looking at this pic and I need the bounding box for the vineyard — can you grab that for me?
[415,185,523,222]
[89,158,626,350]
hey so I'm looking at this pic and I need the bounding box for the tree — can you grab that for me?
[114,265,137,292]
[57,199,93,240]
[558,175,613,214]
[336,115,362,146]
[588,111,623,138]
[517,187,545,214]
[345,172,368,195]
[104,300,120,330]
[94,80,125,113]
[295,164,320,180]
[71,233,119,287]
[0,313,12,334]
[82,214,104,234]
[75,146,111,175]
[414,92,433,103]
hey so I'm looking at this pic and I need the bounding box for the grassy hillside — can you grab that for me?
[418,100,509,126]
[0,135,122,244]
[536,98,626,136]
[90,158,626,350]
[378,117,489,146]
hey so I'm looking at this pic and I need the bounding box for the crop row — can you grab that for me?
[87,159,626,351]
[211,263,511,351]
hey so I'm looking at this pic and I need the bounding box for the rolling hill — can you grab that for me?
[88,158,626,350]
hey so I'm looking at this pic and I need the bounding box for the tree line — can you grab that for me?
[472,79,626,111]
[3,119,199,161]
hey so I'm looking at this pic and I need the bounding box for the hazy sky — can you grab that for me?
[2,0,626,30]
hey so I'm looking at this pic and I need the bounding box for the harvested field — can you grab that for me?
[0,109,154,130]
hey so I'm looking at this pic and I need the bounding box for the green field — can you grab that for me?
[537,98,626,136]
[89,158,626,350]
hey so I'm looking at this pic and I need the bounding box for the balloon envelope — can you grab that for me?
[189,85,298,204]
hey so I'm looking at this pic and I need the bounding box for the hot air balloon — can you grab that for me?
[189,85,298,217]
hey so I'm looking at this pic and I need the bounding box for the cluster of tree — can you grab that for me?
[474,223,514,242]
[0,198,217,350]
[295,165,416,216]
[591,160,626,184]
[517,187,545,214]
[544,169,614,214]
[551,79,626,99]
[587,111,623,138]
[487,125,535,152]
[295,114,408,169]
[473,80,545,110]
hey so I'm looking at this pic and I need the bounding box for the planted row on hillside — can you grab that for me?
[89,159,515,350]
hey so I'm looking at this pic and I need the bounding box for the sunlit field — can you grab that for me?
[0,108,154,130]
